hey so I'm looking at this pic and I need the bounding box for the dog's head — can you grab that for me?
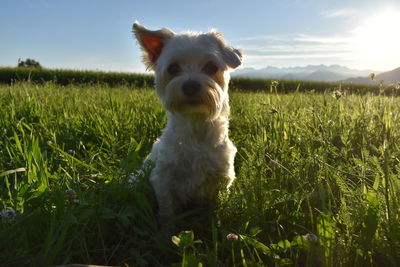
[133,22,242,119]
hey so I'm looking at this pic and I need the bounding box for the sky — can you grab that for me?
[1,0,400,73]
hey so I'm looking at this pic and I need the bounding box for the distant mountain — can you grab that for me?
[303,70,348,82]
[232,64,377,82]
[344,67,400,85]
[344,76,376,84]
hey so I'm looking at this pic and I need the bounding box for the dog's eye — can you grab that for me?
[203,61,218,75]
[167,63,181,76]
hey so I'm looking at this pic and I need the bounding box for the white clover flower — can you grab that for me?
[303,233,318,243]
[1,208,17,223]
[226,233,239,241]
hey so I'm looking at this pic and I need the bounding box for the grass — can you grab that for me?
[1,82,400,266]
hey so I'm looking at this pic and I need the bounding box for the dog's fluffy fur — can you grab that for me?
[133,22,242,235]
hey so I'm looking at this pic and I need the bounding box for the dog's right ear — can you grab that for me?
[133,22,174,70]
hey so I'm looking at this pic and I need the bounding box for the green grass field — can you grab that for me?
[1,82,400,266]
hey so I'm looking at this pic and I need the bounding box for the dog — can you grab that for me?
[132,22,242,236]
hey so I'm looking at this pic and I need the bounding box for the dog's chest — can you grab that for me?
[170,140,230,199]
[153,136,233,197]
[170,140,227,175]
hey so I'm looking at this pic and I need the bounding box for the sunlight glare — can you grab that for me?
[352,9,400,70]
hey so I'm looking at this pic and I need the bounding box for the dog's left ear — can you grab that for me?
[133,22,174,69]
[209,31,242,69]
[222,46,242,69]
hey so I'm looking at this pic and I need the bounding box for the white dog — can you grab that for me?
[132,22,241,236]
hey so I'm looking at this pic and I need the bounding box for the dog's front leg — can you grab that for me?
[151,174,177,238]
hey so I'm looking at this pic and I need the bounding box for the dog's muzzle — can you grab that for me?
[182,80,202,105]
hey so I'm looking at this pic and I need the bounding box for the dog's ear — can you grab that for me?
[133,22,174,69]
[209,31,242,69]
[222,46,242,69]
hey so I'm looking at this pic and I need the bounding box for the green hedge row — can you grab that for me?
[230,77,399,96]
[0,67,154,88]
[0,67,398,95]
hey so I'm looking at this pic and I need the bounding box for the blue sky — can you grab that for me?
[1,0,400,72]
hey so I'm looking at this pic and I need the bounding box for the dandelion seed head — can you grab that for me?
[369,73,376,80]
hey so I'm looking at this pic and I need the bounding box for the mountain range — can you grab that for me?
[344,67,400,85]
[232,64,400,84]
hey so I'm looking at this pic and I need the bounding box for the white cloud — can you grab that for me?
[320,8,357,18]
[294,34,350,45]
[237,33,358,68]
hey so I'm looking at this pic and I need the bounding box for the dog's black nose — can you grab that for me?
[182,80,201,97]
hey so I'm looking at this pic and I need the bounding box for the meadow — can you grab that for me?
[1,81,400,266]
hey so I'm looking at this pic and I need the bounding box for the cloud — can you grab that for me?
[320,8,357,18]
[294,34,350,45]
[244,52,353,60]
[235,33,362,69]
[238,33,354,56]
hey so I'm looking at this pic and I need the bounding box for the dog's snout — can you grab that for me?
[182,80,201,97]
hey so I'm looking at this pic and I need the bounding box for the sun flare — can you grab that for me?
[352,9,400,70]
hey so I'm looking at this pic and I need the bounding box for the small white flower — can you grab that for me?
[226,233,239,241]
[1,208,17,223]
[303,233,318,243]
[332,90,342,100]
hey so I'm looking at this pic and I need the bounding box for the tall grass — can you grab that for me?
[0,82,399,266]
